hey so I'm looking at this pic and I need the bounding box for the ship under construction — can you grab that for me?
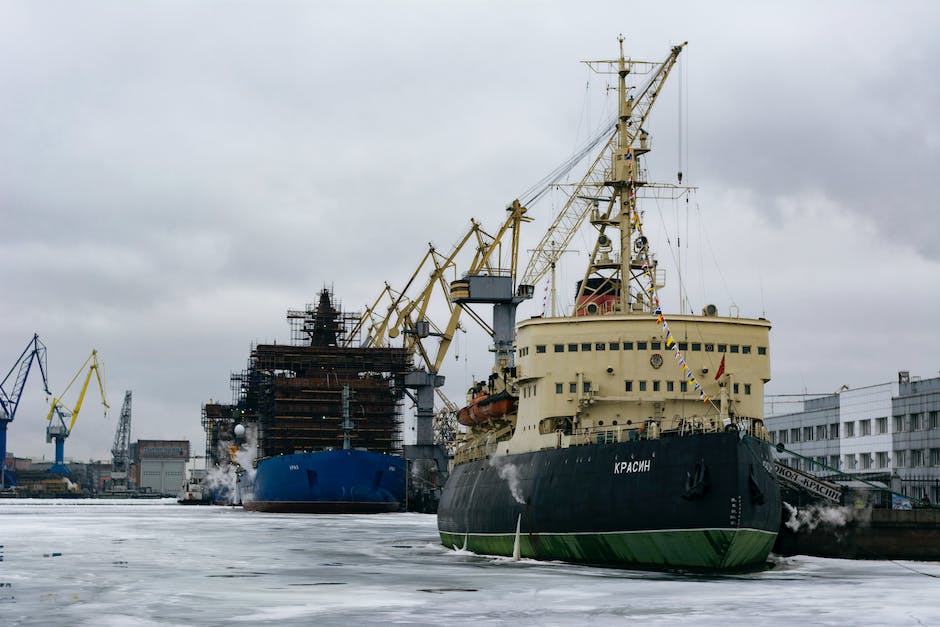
[202,288,425,512]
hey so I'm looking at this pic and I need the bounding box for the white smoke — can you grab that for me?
[204,425,258,504]
[489,455,525,504]
[783,501,872,533]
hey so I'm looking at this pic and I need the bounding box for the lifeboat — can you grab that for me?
[457,389,517,427]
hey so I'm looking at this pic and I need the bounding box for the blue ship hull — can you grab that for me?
[241,449,406,513]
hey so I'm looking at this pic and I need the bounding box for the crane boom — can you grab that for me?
[1,333,51,488]
[45,350,109,475]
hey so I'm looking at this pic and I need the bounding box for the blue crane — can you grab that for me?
[1,334,51,488]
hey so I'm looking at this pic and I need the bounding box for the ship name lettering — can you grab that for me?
[613,459,651,475]
[288,464,300,471]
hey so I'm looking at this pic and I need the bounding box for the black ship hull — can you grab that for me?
[438,430,781,570]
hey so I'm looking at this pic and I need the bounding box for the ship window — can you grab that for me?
[717,344,727,353]
[758,346,767,355]
[639,381,647,392]
[637,341,648,350]
[536,344,546,353]
[583,381,591,393]
[704,343,714,352]
[667,381,674,392]
[744,384,751,395]
[680,381,688,392]
[678,342,688,351]
[554,344,564,353]
[652,380,660,392]
[691,343,701,351]
[581,343,592,351]
[555,383,563,394]
[598,420,604,426]
[651,341,661,350]
[595,342,606,351]
[730,345,740,353]
[612,420,618,426]
[733,383,739,394]
[569,382,577,393]
[609,342,620,350]
[625,380,633,392]
[623,342,634,350]
[742,345,751,354]
[568,343,578,352]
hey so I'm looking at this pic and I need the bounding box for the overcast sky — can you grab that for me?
[3,1,938,462]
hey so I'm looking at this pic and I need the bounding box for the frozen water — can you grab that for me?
[1,499,939,626]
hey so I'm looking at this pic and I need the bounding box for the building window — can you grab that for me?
[930,448,940,466]
[895,450,908,468]
[638,381,647,392]
[930,411,939,429]
[829,455,840,469]
[844,422,855,438]
[555,383,563,394]
[790,428,800,443]
[893,415,903,432]
[581,343,592,351]
[554,344,564,353]
[666,381,674,392]
[744,384,752,395]
[609,342,620,350]
[680,381,688,392]
[860,453,872,470]
[652,381,660,392]
[816,425,828,441]
[859,419,871,436]
[637,341,648,350]
[758,347,767,355]
[536,345,546,353]
[844,454,857,470]
[911,449,924,467]
[829,423,839,440]
[625,381,633,392]
[876,417,887,434]
[803,426,814,442]
[910,413,923,431]
[778,430,788,444]
[742,345,752,354]
[876,451,889,468]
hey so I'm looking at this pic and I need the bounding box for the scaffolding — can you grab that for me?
[203,288,412,462]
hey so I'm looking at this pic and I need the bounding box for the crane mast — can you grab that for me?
[45,350,109,475]
[1,334,50,488]
[110,391,132,491]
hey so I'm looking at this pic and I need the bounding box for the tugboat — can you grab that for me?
[178,467,210,505]
[437,38,781,571]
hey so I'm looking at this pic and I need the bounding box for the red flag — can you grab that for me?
[714,355,725,380]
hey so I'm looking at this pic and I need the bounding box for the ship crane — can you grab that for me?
[110,391,132,491]
[44,350,109,475]
[0,334,51,488]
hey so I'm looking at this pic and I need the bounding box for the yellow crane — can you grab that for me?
[45,350,108,475]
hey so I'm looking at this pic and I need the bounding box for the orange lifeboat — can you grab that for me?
[457,389,517,427]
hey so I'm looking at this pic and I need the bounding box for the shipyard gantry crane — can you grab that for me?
[45,350,108,475]
[110,391,132,491]
[1,334,51,488]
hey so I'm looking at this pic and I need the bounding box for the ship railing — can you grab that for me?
[453,423,514,464]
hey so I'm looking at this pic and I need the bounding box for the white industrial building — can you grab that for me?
[766,372,940,504]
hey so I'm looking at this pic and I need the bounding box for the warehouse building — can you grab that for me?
[132,439,189,496]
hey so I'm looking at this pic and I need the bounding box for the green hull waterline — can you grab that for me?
[440,527,777,570]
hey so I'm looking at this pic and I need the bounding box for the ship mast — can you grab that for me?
[574,37,686,315]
